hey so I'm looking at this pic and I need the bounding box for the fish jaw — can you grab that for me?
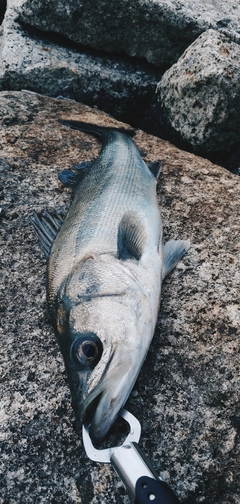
[72,347,150,442]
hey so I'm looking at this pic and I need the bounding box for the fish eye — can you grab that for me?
[70,333,103,370]
[81,341,98,359]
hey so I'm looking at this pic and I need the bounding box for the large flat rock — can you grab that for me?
[17,0,240,66]
[0,91,239,503]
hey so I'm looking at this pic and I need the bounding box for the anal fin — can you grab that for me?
[162,239,190,278]
[31,210,64,258]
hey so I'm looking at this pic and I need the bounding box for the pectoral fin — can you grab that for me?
[162,239,190,278]
[58,161,92,189]
[117,212,146,261]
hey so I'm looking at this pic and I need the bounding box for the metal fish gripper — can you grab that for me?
[82,409,181,504]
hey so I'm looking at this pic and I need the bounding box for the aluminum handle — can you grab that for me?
[110,442,181,504]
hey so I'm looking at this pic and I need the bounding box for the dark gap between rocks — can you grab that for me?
[15,19,165,129]
[0,0,7,24]
[18,19,166,74]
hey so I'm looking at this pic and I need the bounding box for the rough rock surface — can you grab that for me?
[18,0,240,67]
[1,91,240,504]
[157,29,240,156]
[0,0,161,126]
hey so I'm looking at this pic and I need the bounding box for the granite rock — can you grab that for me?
[0,91,239,504]
[1,2,240,174]
[157,29,240,157]
[17,0,240,67]
[0,0,161,126]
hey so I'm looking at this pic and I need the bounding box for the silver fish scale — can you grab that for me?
[48,131,157,308]
[73,134,152,253]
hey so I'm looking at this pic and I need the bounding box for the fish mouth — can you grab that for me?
[80,390,119,442]
[74,358,139,442]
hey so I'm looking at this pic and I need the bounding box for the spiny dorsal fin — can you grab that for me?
[31,210,64,258]
[162,239,190,278]
[117,212,146,261]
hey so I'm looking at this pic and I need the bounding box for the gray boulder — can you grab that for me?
[0,0,160,124]
[17,0,240,66]
[157,29,240,156]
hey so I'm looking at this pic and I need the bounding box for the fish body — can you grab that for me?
[33,121,190,441]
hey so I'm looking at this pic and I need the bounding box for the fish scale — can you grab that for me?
[55,132,153,270]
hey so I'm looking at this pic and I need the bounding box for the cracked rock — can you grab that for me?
[0,0,161,126]
[17,0,240,67]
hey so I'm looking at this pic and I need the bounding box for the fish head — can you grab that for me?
[54,267,157,442]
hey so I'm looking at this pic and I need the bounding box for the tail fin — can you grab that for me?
[59,120,135,138]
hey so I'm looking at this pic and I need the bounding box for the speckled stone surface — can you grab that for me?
[0,91,239,504]
[17,0,240,66]
[158,29,240,155]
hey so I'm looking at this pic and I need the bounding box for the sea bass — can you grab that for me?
[33,121,190,441]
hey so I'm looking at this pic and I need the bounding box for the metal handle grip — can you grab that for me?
[110,442,181,504]
[135,476,181,504]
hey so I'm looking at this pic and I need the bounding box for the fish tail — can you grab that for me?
[59,120,135,138]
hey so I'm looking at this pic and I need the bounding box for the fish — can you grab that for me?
[32,120,190,442]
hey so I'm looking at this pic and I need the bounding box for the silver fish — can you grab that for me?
[33,121,190,441]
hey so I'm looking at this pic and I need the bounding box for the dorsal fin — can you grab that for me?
[117,212,146,261]
[31,210,64,258]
